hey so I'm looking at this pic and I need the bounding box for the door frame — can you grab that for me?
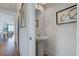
[16,3,36,56]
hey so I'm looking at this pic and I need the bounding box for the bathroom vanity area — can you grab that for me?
[36,36,48,56]
[35,4,48,56]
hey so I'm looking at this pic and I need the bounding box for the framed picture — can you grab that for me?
[56,4,77,25]
[19,3,26,28]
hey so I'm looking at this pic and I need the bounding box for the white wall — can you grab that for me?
[76,3,79,56]
[0,8,16,31]
[1,14,15,25]
[44,3,76,56]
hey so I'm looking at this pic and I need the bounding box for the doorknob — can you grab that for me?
[29,37,32,40]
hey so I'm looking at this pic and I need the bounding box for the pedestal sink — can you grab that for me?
[36,36,48,56]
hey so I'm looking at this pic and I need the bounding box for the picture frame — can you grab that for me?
[18,3,26,28]
[56,4,77,25]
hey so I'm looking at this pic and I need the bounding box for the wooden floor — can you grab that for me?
[0,36,19,56]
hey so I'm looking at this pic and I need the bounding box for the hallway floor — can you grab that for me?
[0,36,19,56]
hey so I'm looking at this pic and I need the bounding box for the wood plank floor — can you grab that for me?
[0,36,19,56]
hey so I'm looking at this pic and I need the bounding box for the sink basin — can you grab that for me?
[36,36,48,42]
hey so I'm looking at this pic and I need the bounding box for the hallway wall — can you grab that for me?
[44,3,76,56]
[77,3,79,55]
[0,8,16,32]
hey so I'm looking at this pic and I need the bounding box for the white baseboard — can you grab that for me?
[44,49,55,56]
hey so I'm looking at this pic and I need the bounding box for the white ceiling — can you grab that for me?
[0,3,18,12]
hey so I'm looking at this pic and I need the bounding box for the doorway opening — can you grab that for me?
[0,3,19,56]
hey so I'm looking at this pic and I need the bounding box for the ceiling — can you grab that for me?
[0,3,18,12]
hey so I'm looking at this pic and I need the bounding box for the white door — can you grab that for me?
[27,3,35,56]
[17,3,35,56]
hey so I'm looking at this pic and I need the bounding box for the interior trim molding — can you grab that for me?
[44,49,55,56]
[15,42,20,56]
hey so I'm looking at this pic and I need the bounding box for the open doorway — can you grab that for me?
[0,3,19,56]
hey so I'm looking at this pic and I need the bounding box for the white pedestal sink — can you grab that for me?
[36,36,48,56]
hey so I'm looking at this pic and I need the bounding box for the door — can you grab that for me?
[17,3,35,56]
[27,3,35,56]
